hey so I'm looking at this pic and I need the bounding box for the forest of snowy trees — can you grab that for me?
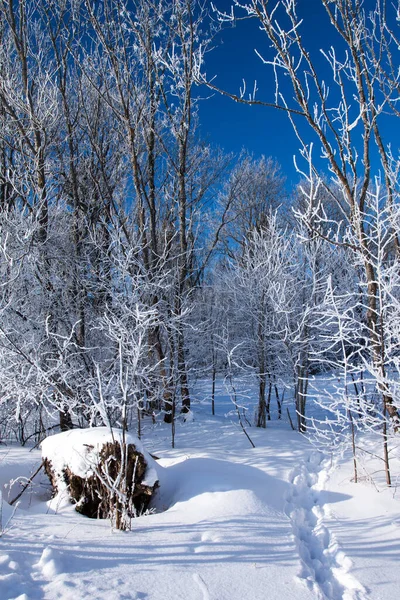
[1,0,400,483]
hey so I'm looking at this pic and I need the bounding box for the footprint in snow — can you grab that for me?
[200,532,221,543]
[286,452,368,600]
[192,531,222,553]
[33,546,63,580]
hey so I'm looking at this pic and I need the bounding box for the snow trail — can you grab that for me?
[285,452,368,600]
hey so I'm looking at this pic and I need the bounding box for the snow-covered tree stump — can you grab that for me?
[41,428,159,529]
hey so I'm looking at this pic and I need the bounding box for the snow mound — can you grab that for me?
[41,427,159,496]
[155,457,285,520]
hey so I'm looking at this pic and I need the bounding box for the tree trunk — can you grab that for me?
[257,372,267,428]
[178,323,190,414]
[59,407,73,432]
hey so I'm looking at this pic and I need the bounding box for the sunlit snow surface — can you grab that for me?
[0,376,399,600]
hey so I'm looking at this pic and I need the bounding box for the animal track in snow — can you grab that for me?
[285,453,368,600]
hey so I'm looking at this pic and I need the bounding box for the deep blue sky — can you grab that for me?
[197,0,334,187]
[197,0,400,189]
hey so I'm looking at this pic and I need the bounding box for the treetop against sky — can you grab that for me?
[199,0,400,187]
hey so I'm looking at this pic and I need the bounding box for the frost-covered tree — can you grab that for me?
[227,211,293,427]
[215,0,400,431]
[308,183,400,483]
[0,0,234,443]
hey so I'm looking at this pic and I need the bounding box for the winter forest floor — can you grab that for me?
[0,378,399,600]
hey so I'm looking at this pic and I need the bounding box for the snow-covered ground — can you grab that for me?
[0,378,399,600]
